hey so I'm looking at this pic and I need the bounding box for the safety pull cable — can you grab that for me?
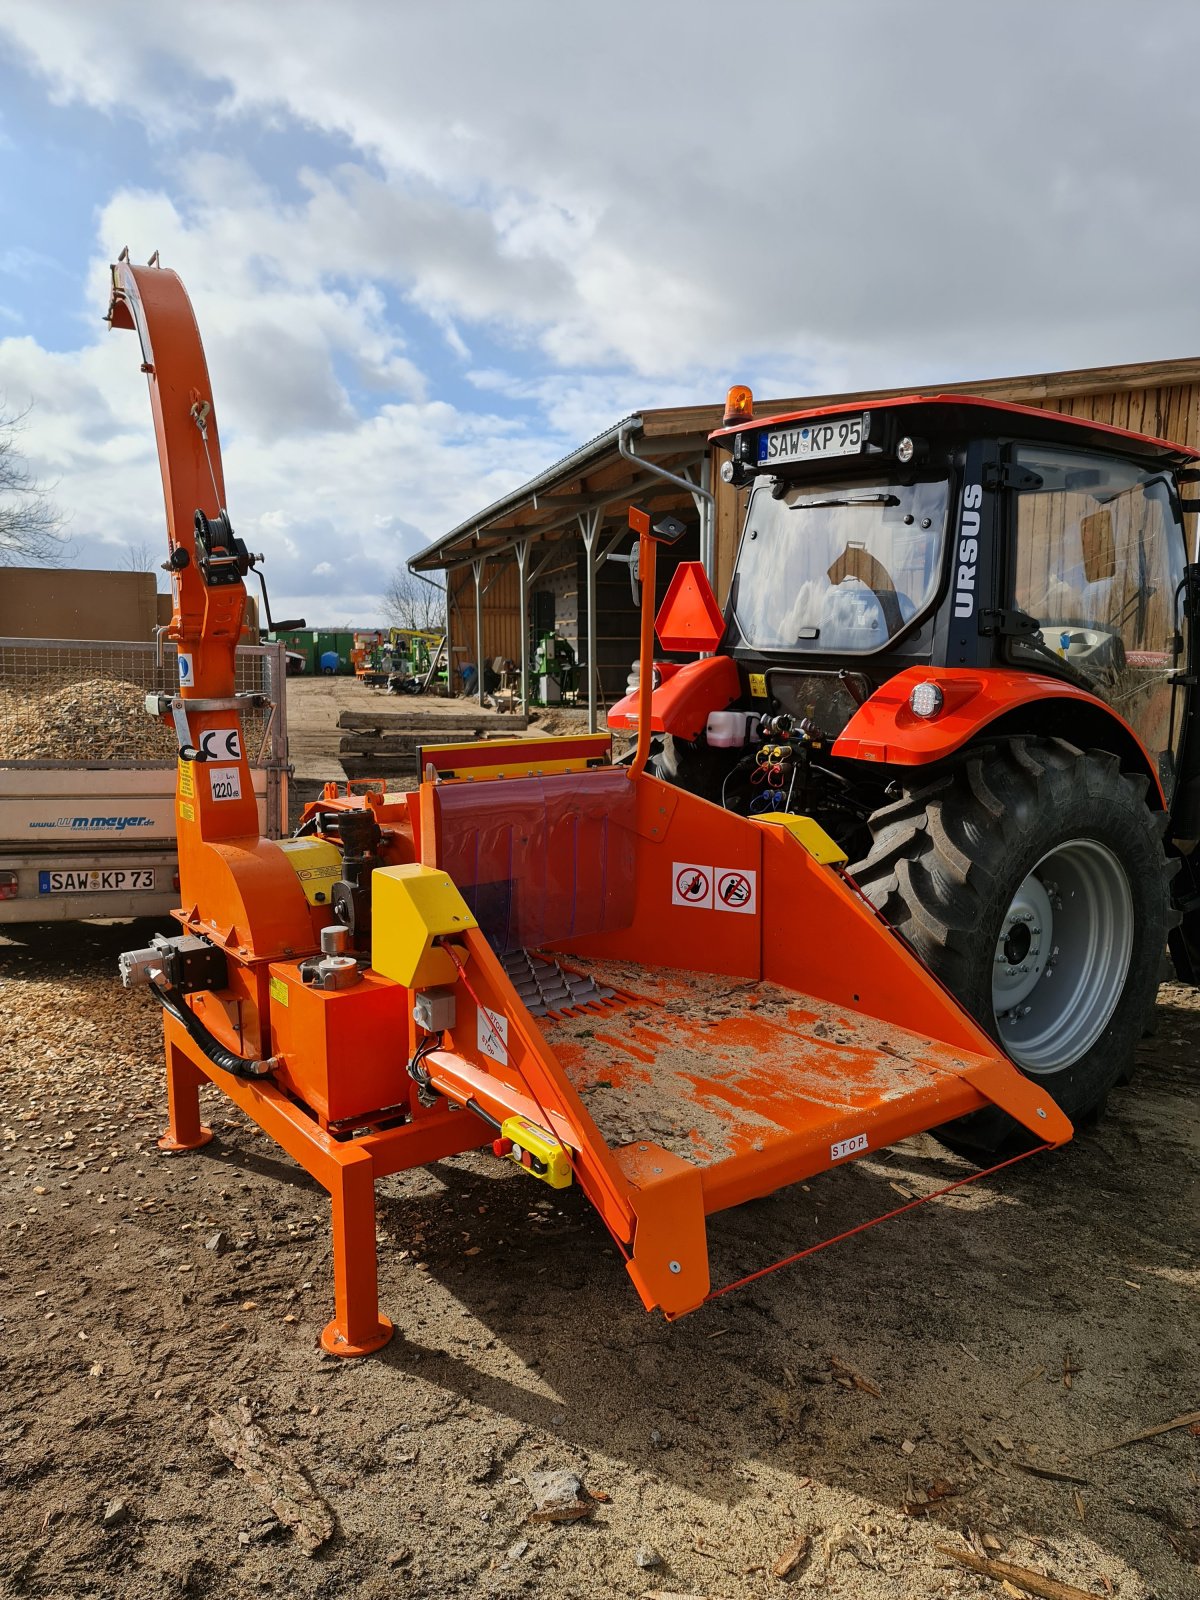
[706,1142,1053,1303]
[190,398,224,510]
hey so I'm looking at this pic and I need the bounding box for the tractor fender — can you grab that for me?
[607,655,741,741]
[832,665,1165,806]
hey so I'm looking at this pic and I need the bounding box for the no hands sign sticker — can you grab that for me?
[672,863,757,914]
[672,864,712,908]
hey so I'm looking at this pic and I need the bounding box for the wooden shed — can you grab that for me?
[410,356,1200,725]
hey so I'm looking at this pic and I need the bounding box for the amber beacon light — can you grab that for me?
[723,384,754,426]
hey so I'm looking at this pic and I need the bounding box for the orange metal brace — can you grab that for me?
[157,1009,486,1354]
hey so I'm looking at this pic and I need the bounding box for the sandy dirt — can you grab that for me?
[0,920,1196,1600]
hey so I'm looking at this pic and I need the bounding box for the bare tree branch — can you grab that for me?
[0,402,68,568]
[382,566,444,632]
[121,541,158,574]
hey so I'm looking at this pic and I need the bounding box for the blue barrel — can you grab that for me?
[320,650,339,675]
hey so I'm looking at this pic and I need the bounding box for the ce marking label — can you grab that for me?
[199,727,243,762]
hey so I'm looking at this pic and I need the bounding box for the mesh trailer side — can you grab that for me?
[0,638,288,835]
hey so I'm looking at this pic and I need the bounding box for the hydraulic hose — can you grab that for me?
[149,978,276,1080]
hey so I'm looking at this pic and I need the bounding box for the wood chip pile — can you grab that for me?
[0,677,177,762]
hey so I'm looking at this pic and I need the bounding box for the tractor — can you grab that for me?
[609,387,1200,1147]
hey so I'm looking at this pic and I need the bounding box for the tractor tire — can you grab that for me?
[645,734,727,803]
[850,737,1171,1152]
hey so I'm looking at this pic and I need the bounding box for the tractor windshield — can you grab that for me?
[727,474,950,652]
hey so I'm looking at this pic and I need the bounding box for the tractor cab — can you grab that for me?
[710,391,1198,798]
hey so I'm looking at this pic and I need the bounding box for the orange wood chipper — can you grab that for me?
[113,258,1070,1356]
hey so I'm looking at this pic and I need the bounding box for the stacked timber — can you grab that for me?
[337,707,530,778]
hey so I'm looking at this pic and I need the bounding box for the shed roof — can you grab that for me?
[409,354,1200,573]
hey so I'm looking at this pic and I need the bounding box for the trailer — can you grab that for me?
[0,635,289,923]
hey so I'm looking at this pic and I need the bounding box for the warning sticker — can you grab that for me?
[199,727,243,762]
[672,863,712,908]
[478,1005,509,1065]
[715,868,757,915]
[178,761,195,799]
[209,766,242,802]
[748,672,768,698]
[269,975,289,1007]
[179,801,195,823]
[831,1132,868,1162]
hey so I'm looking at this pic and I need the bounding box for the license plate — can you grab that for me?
[758,414,864,466]
[38,868,157,894]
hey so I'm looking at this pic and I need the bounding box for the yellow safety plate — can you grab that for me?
[372,863,478,988]
[748,673,768,698]
[276,837,343,906]
[753,811,848,865]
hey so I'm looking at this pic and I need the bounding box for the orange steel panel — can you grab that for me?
[561,774,764,979]
[540,960,1067,1219]
[268,963,412,1124]
[757,822,989,1049]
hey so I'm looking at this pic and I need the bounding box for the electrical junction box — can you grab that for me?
[414,986,457,1032]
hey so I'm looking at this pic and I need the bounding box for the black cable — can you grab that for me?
[149,979,273,1080]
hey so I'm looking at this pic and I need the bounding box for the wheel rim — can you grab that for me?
[992,837,1133,1074]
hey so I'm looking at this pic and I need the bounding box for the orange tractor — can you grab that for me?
[114,261,1071,1357]
[611,385,1200,1153]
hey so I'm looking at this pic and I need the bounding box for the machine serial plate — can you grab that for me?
[758,414,864,466]
[39,868,156,894]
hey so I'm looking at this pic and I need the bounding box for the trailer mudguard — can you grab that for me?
[608,654,740,740]
[832,665,1165,802]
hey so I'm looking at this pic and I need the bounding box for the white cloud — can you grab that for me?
[2,0,1200,625]
[4,0,1200,384]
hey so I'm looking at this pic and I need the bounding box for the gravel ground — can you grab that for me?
[0,920,1196,1600]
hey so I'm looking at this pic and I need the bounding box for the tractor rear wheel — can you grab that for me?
[850,737,1171,1151]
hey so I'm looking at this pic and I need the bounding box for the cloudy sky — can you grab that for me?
[1,1,1198,625]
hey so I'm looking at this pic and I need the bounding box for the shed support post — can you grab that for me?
[579,510,601,734]
[698,452,713,579]
[444,576,453,695]
[472,554,486,709]
[516,540,530,713]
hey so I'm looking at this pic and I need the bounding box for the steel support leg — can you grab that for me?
[579,510,600,733]
[472,555,486,709]
[158,1035,213,1152]
[320,1146,394,1357]
[516,539,530,713]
